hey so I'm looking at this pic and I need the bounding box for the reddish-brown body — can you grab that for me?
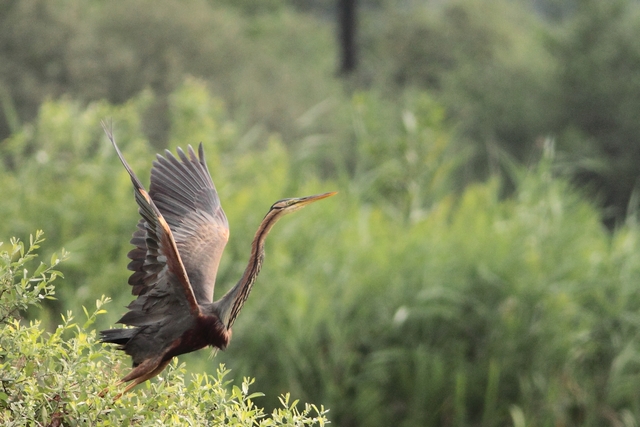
[164,315,230,361]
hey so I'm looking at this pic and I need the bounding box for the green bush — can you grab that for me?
[0,232,328,426]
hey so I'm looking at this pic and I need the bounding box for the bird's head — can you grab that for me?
[270,191,337,215]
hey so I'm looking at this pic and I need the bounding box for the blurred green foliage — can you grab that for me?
[2,83,640,426]
[0,0,340,145]
[359,0,640,223]
[552,0,640,223]
[363,0,560,159]
[3,0,640,219]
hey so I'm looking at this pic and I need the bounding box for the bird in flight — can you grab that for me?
[99,123,336,397]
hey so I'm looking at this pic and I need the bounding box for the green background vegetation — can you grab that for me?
[2,0,640,425]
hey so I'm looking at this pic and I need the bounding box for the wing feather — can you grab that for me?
[115,131,229,305]
[147,143,229,304]
[102,122,201,319]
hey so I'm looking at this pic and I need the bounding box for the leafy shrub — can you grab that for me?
[0,232,328,426]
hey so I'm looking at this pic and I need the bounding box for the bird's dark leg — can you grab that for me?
[120,356,167,383]
[99,355,171,400]
[114,358,172,400]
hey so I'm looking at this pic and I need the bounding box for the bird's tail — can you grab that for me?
[100,328,137,347]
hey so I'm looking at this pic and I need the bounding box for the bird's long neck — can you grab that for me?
[214,208,282,329]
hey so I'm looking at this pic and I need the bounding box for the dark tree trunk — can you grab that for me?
[338,0,357,75]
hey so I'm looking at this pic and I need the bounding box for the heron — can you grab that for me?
[99,123,336,397]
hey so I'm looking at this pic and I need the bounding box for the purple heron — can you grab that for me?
[99,123,336,396]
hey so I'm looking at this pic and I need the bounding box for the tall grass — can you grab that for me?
[1,81,640,426]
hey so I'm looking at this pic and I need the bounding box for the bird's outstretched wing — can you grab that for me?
[146,143,229,304]
[103,122,201,321]
[114,132,229,306]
